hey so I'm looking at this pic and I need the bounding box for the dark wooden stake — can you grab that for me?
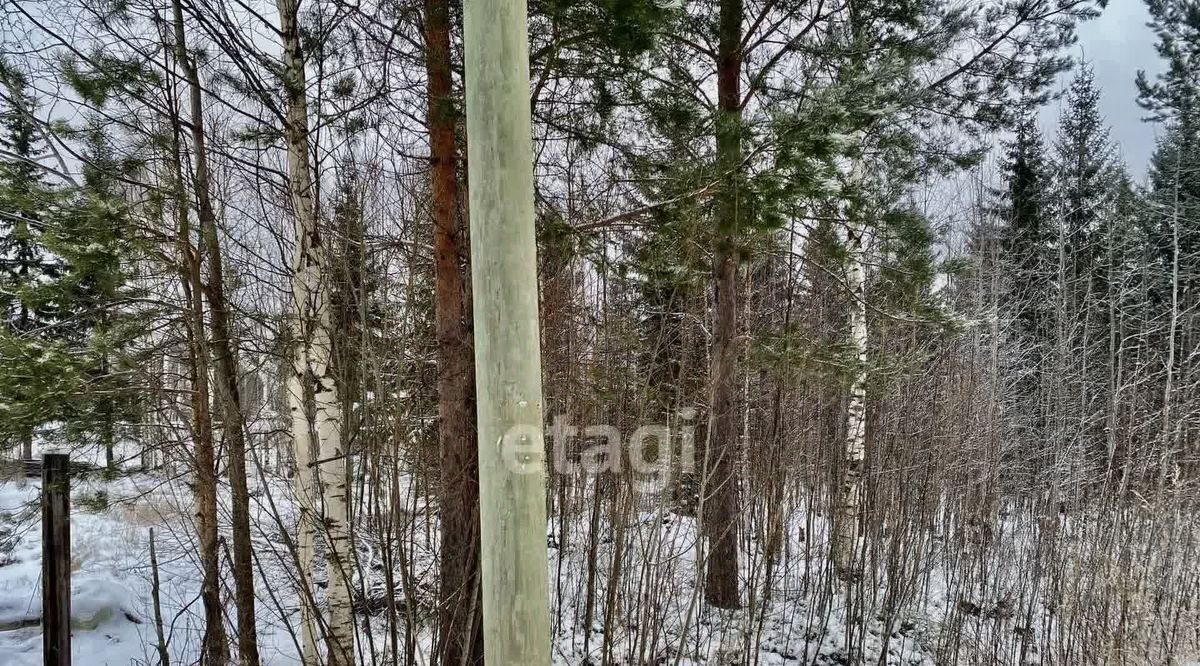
[42,452,70,666]
[149,528,170,666]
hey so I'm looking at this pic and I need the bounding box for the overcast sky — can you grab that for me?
[1039,0,1164,179]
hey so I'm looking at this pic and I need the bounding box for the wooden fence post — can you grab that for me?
[42,452,70,666]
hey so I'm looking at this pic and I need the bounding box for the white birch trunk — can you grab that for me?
[287,370,319,666]
[835,150,868,578]
[277,1,353,663]
[314,371,351,666]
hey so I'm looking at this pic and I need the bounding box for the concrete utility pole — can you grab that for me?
[463,0,551,660]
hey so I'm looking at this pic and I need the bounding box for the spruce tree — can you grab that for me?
[0,64,59,333]
[1053,63,1125,470]
[999,113,1055,476]
[1055,64,1117,296]
[47,123,146,470]
[0,61,68,458]
[1138,1,1200,476]
[1137,0,1200,300]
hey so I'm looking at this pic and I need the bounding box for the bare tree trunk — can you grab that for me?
[277,2,354,663]
[102,352,115,474]
[1160,144,1182,491]
[834,185,867,578]
[170,4,260,662]
[424,0,484,661]
[704,0,743,610]
[288,370,320,666]
[150,528,170,666]
[164,13,226,660]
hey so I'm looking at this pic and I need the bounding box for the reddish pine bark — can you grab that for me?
[704,0,743,610]
[426,0,484,661]
[171,1,260,659]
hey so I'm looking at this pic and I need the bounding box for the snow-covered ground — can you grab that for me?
[0,473,304,666]
[0,469,941,666]
[6,466,1192,665]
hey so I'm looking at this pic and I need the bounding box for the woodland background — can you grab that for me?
[0,0,1199,664]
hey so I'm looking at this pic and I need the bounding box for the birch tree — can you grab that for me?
[833,146,868,578]
[276,1,354,663]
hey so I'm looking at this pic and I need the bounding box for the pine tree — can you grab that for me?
[703,0,745,611]
[623,0,1102,598]
[421,0,484,658]
[47,123,146,470]
[169,0,260,659]
[0,60,67,458]
[0,66,150,469]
